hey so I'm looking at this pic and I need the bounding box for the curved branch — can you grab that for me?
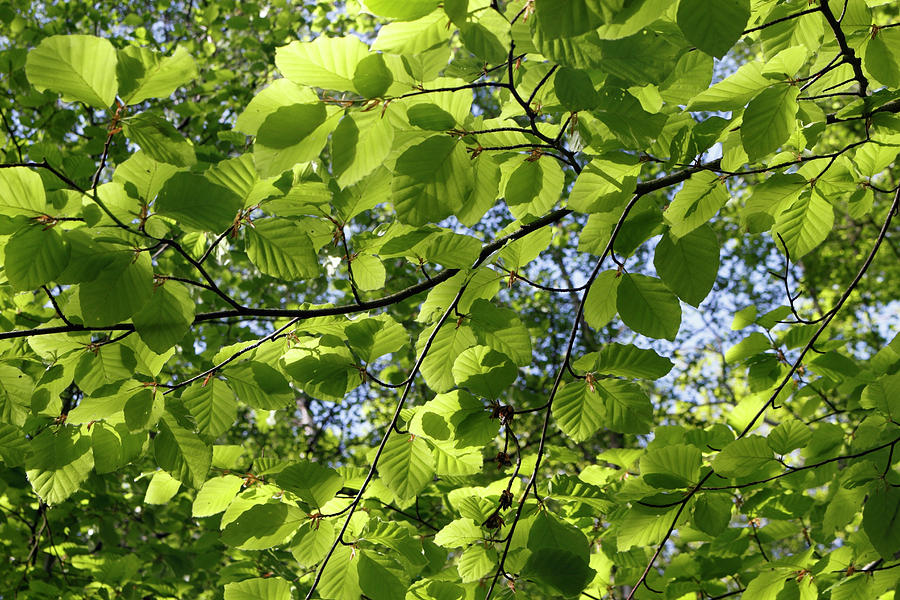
[0,162,716,343]
[738,186,900,438]
[819,1,868,96]
[485,192,646,600]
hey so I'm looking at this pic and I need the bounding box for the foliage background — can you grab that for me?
[1,0,899,599]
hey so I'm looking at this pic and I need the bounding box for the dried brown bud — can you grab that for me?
[484,510,504,530]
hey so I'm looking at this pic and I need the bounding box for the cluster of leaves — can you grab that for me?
[1,0,900,599]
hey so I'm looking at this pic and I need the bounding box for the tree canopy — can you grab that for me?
[1,0,900,598]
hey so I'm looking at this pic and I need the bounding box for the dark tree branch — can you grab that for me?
[485,193,646,600]
[738,186,900,438]
[819,0,868,96]
[743,7,820,35]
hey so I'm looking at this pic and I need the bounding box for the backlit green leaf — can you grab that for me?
[741,84,800,161]
[677,0,750,58]
[4,225,70,291]
[132,281,195,353]
[25,34,117,107]
[616,274,681,341]
[654,225,720,307]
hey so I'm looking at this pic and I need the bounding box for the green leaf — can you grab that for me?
[124,388,163,432]
[664,171,729,239]
[654,225,720,307]
[291,519,335,567]
[771,192,834,259]
[0,167,46,217]
[392,136,474,226]
[640,443,701,488]
[154,417,211,488]
[132,281,195,353]
[677,0,750,58]
[182,379,237,438]
[554,67,601,111]
[553,380,605,443]
[593,343,674,379]
[860,373,900,422]
[193,474,244,517]
[504,159,542,208]
[592,0,674,40]
[418,323,477,393]
[144,470,182,504]
[712,436,780,479]
[224,577,292,600]
[79,251,154,326]
[245,218,319,280]
[434,518,483,548]
[317,545,362,600]
[534,0,603,38]
[616,274,682,341]
[593,86,668,148]
[864,29,900,88]
[206,154,280,208]
[220,502,305,550]
[4,225,70,291]
[459,23,507,64]
[117,46,198,105]
[468,299,532,366]
[113,151,180,205]
[226,361,295,409]
[25,34,118,107]
[688,61,770,111]
[123,112,197,167]
[660,49,714,105]
[741,173,808,233]
[332,112,395,188]
[353,53,393,98]
[595,32,681,86]
[741,84,800,161]
[26,427,94,505]
[498,225,554,270]
[617,503,681,551]
[155,173,243,232]
[862,485,900,560]
[282,337,358,402]
[276,36,370,92]
[276,461,344,509]
[358,552,407,600]
[256,103,327,149]
[409,389,497,449]
[742,573,787,600]
[365,0,440,20]
[72,358,132,410]
[598,379,653,434]
[457,545,496,583]
[407,104,456,131]
[583,270,621,330]
[345,315,407,363]
[692,493,733,536]
[90,422,143,474]
[522,548,595,597]
[725,332,771,363]
[451,345,517,399]
[548,475,612,511]
[350,254,385,291]
[767,419,812,455]
[377,433,434,501]
[374,15,450,56]
[236,79,318,136]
